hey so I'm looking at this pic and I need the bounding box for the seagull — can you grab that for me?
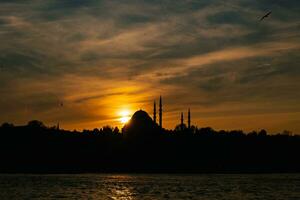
[260,11,272,21]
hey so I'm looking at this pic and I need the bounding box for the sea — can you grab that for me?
[0,174,299,199]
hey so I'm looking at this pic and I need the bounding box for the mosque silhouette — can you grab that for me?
[123,96,191,137]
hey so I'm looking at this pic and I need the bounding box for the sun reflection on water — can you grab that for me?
[108,175,135,200]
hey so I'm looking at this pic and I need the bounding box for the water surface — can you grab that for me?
[0,174,299,199]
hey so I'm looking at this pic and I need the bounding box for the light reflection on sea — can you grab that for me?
[0,174,299,199]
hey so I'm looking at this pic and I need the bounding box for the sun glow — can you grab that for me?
[119,110,131,124]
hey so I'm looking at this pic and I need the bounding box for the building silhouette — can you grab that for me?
[152,96,192,130]
[123,109,160,138]
[188,108,191,129]
[159,96,162,128]
[181,112,184,131]
[153,101,156,124]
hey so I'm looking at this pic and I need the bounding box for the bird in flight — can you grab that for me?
[260,11,272,21]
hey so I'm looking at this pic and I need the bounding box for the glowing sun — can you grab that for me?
[119,110,131,124]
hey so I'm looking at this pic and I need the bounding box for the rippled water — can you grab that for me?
[0,174,299,199]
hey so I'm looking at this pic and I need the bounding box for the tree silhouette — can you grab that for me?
[0,118,299,173]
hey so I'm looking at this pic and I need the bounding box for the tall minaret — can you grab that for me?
[159,96,162,128]
[153,100,157,123]
[188,108,191,129]
[181,112,184,130]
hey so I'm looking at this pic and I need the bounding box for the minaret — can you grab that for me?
[188,108,191,129]
[181,112,184,130]
[153,100,157,123]
[159,96,162,128]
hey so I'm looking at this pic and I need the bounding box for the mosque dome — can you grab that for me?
[130,110,153,125]
[122,109,159,138]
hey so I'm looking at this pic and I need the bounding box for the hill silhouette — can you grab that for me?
[0,112,299,173]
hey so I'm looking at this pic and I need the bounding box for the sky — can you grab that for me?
[0,0,299,133]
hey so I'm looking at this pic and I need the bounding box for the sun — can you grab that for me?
[119,110,131,124]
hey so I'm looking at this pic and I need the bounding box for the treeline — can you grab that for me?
[0,120,299,173]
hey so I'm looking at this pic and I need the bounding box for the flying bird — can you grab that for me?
[260,11,272,21]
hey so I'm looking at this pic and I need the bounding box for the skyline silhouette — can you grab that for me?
[1,96,299,173]
[1,112,299,173]
[1,95,299,135]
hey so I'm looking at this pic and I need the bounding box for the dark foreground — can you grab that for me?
[0,174,299,199]
[0,122,299,173]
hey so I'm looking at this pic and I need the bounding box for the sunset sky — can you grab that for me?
[0,0,299,133]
